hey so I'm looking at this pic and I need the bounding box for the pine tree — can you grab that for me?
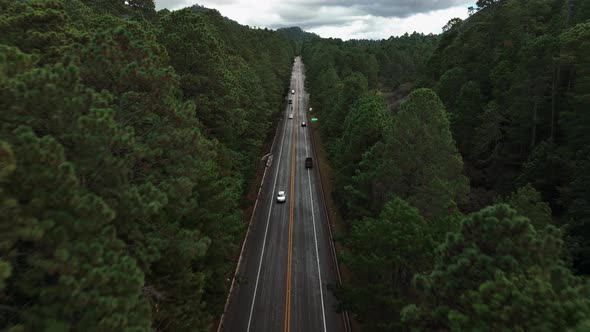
[0,129,150,331]
[561,148,590,274]
[337,198,435,331]
[0,0,73,63]
[502,184,554,232]
[403,204,590,331]
[1,0,295,330]
[372,89,469,217]
[434,67,466,110]
[559,22,590,153]
[340,93,390,174]
[453,81,483,154]
[74,23,243,329]
[325,72,369,139]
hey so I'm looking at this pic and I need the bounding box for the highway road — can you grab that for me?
[219,57,347,332]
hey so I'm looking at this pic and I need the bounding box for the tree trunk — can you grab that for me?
[568,66,575,93]
[550,59,560,141]
[566,0,573,27]
[531,99,538,149]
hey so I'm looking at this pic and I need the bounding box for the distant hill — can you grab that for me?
[277,27,319,54]
[277,27,319,42]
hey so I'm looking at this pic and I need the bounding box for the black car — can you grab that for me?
[305,157,313,168]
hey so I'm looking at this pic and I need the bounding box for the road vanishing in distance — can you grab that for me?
[219,57,347,332]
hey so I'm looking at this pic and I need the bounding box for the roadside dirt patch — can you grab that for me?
[382,82,414,111]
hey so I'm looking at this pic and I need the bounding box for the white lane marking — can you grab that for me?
[302,90,328,332]
[246,85,291,332]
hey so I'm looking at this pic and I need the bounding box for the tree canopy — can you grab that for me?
[301,0,590,329]
[0,0,294,330]
[2,0,589,330]
[403,204,590,331]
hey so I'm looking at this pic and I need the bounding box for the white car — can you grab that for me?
[276,191,286,203]
[291,89,295,94]
[288,114,294,119]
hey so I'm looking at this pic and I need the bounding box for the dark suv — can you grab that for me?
[305,157,313,168]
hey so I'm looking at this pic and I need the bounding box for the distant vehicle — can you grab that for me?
[288,99,292,104]
[301,122,306,127]
[291,89,295,94]
[289,114,294,119]
[277,191,286,203]
[305,157,313,168]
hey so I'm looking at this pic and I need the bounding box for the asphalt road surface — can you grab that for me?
[219,57,346,332]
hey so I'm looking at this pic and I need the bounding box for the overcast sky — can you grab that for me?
[155,0,474,40]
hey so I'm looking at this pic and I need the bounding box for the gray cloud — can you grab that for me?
[157,0,469,19]
[270,3,359,30]
[155,0,471,40]
[156,0,238,10]
[269,0,469,32]
[280,0,468,19]
[267,3,357,29]
[155,0,187,10]
[271,16,357,30]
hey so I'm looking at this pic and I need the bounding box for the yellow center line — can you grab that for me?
[284,73,297,332]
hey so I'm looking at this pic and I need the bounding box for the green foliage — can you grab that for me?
[77,0,157,21]
[561,148,590,274]
[336,173,465,330]
[301,1,590,331]
[303,33,438,94]
[0,128,150,331]
[3,0,587,330]
[336,94,391,218]
[404,204,590,331]
[442,18,463,32]
[341,94,389,171]
[374,89,469,217]
[323,71,368,140]
[0,0,74,63]
[157,7,293,183]
[559,22,590,153]
[502,184,554,231]
[337,198,434,331]
[477,0,504,9]
[517,141,571,207]
[471,101,505,161]
[0,0,293,330]
[343,89,469,219]
[453,81,483,153]
[424,0,590,273]
[0,142,16,292]
[434,67,466,109]
[277,27,318,53]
